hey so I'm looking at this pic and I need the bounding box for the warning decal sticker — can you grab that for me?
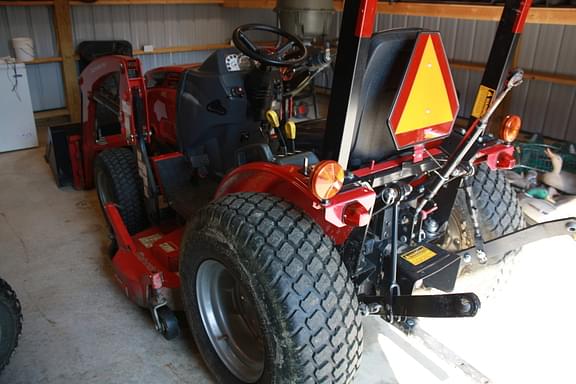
[401,246,437,266]
[471,85,496,118]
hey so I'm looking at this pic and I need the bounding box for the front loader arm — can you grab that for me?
[78,55,150,188]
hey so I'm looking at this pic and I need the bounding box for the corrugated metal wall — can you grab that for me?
[0,4,274,111]
[71,5,275,72]
[0,5,574,141]
[375,14,576,142]
[0,6,66,111]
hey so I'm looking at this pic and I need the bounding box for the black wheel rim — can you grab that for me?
[196,260,265,383]
[443,213,470,252]
[95,169,115,206]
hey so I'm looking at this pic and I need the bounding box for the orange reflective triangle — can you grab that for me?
[395,36,454,134]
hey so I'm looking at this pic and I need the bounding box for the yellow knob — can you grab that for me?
[265,110,280,128]
[285,120,297,140]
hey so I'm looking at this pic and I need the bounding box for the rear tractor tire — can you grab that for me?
[0,278,22,374]
[94,148,148,238]
[180,193,363,383]
[445,164,525,298]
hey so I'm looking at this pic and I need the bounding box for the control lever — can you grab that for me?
[284,120,297,153]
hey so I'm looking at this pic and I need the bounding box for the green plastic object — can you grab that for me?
[526,187,549,199]
[515,143,576,174]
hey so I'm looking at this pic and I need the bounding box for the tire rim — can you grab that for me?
[196,260,265,383]
[443,213,470,252]
[95,169,115,205]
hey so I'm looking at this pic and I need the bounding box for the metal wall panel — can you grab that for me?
[70,5,275,77]
[0,6,64,111]
[1,4,574,138]
[25,63,66,111]
[71,5,275,49]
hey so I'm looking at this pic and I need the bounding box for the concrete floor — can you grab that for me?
[1,143,575,384]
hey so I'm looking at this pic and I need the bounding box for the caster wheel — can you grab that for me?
[157,306,180,340]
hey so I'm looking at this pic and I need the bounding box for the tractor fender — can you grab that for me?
[214,162,354,245]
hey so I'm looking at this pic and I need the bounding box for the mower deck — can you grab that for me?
[106,203,182,308]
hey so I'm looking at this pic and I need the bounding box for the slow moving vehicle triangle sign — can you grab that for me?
[388,32,459,149]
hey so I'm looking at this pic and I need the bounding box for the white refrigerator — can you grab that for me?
[0,62,38,153]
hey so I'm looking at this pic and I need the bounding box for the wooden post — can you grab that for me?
[53,0,81,122]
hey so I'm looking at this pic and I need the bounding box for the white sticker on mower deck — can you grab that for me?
[122,100,131,140]
[159,242,177,253]
[401,246,437,266]
[139,233,163,248]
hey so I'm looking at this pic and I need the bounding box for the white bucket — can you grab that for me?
[12,37,35,62]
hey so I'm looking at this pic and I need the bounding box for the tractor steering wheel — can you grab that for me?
[233,24,307,67]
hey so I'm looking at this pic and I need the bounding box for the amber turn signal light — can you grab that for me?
[500,115,522,143]
[310,160,345,201]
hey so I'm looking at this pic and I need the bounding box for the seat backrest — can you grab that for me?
[348,28,424,168]
[176,48,263,175]
[77,40,132,73]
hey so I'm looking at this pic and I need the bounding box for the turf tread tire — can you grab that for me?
[451,164,525,298]
[180,192,363,384]
[94,148,148,235]
[0,278,22,374]
[466,164,524,240]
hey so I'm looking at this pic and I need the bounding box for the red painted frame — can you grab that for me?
[215,162,376,245]
[145,64,200,147]
[105,203,181,307]
[77,55,150,188]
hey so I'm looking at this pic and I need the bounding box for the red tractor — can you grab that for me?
[46,0,575,382]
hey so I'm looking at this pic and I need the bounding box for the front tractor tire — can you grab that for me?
[180,193,363,384]
[0,278,22,374]
[94,148,148,236]
[446,164,525,296]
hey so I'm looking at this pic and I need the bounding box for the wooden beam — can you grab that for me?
[223,1,576,26]
[70,0,222,5]
[133,43,232,55]
[53,0,81,123]
[522,70,576,87]
[222,0,274,8]
[355,1,576,26]
[0,1,53,5]
[34,108,69,120]
[450,60,576,87]
[374,2,503,21]
[23,57,63,64]
[526,7,576,26]
[132,41,274,55]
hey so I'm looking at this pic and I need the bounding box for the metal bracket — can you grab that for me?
[463,177,487,264]
[150,300,168,333]
[361,292,481,319]
[458,217,576,258]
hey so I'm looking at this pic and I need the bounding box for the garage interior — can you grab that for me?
[1,1,576,383]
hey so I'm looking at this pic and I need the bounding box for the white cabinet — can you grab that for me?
[0,62,38,153]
